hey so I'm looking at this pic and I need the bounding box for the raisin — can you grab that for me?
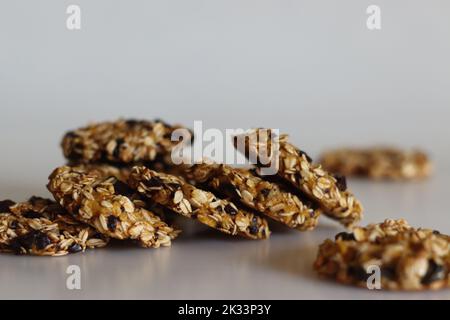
[218,183,239,197]
[296,149,313,162]
[381,266,397,281]
[113,138,125,158]
[334,175,347,192]
[107,215,119,232]
[22,211,43,219]
[65,131,78,139]
[113,180,134,197]
[260,188,271,197]
[68,243,83,253]
[347,266,368,281]
[11,231,49,252]
[249,225,259,235]
[45,203,65,216]
[335,232,356,241]
[35,232,51,250]
[28,196,52,206]
[224,204,237,215]
[421,260,445,285]
[9,220,18,229]
[125,119,140,127]
[146,177,163,188]
[0,200,15,213]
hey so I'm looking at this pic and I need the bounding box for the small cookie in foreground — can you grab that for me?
[0,197,108,256]
[62,119,192,164]
[48,166,180,248]
[314,219,450,291]
[183,162,321,231]
[319,147,432,180]
[128,166,270,240]
[234,129,363,228]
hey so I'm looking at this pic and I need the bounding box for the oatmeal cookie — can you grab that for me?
[128,166,270,239]
[47,166,180,248]
[183,162,321,231]
[319,147,432,180]
[0,197,108,256]
[314,219,450,290]
[62,119,192,164]
[234,129,363,228]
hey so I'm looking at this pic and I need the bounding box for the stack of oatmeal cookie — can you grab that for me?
[1,119,446,291]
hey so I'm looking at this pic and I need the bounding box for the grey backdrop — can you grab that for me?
[1,1,449,299]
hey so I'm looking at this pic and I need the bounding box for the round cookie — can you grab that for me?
[128,166,271,240]
[319,147,432,180]
[62,119,192,164]
[314,219,450,290]
[47,165,180,248]
[0,197,108,256]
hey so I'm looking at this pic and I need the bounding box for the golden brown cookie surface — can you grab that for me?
[184,162,321,231]
[128,166,271,240]
[48,166,180,248]
[234,129,363,228]
[62,119,191,164]
[314,219,450,291]
[319,147,432,180]
[0,197,108,256]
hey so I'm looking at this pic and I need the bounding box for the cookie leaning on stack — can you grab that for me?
[233,129,364,228]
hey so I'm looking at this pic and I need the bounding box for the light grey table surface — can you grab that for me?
[1,1,449,299]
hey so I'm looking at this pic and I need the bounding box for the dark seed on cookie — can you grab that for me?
[334,175,347,192]
[17,232,37,250]
[125,119,140,127]
[260,188,271,197]
[113,138,125,158]
[296,149,313,162]
[22,211,44,219]
[381,266,397,281]
[249,225,259,235]
[9,220,18,229]
[335,232,356,241]
[68,243,83,253]
[45,203,66,216]
[224,204,237,215]
[35,232,51,250]
[0,200,15,213]
[347,266,368,281]
[65,131,78,139]
[218,183,240,198]
[146,177,164,188]
[167,183,181,190]
[421,260,445,285]
[107,215,119,232]
[28,196,51,205]
[113,179,135,197]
